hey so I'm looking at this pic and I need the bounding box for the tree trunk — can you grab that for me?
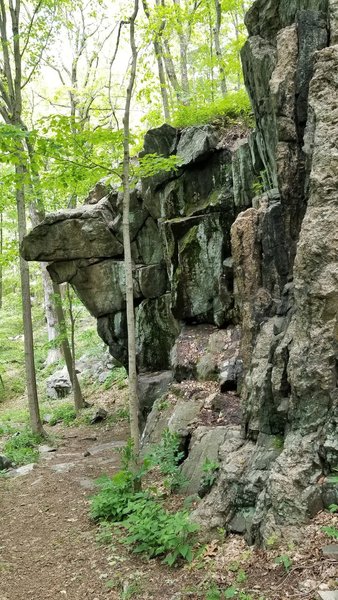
[213,0,227,95]
[27,146,62,366]
[208,5,215,102]
[162,39,182,102]
[52,281,84,412]
[172,0,190,103]
[232,10,241,90]
[155,43,170,122]
[122,0,140,457]
[0,0,44,434]
[142,0,171,122]
[41,263,62,365]
[28,216,62,367]
[15,164,44,435]
[0,212,3,310]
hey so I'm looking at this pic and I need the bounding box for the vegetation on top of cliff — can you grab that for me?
[172,89,252,128]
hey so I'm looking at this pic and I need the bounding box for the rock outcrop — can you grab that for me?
[22,0,338,545]
[194,0,338,543]
[22,123,251,371]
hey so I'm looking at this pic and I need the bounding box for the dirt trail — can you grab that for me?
[1,423,337,600]
[0,425,127,600]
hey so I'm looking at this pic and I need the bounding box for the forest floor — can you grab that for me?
[0,396,337,600]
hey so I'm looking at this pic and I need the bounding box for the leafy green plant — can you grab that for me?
[272,435,284,450]
[236,569,247,584]
[3,428,43,465]
[90,471,148,522]
[0,408,30,424]
[228,561,240,573]
[266,533,280,548]
[122,498,198,565]
[274,554,293,571]
[252,179,264,197]
[90,458,198,565]
[328,504,338,513]
[107,407,130,425]
[200,458,219,489]
[206,586,222,600]
[321,525,338,539]
[137,153,182,179]
[0,422,15,436]
[119,438,138,472]
[157,399,169,411]
[224,587,237,598]
[147,428,186,491]
[49,403,77,426]
[120,581,143,599]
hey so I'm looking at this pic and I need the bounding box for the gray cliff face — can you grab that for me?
[22,0,338,543]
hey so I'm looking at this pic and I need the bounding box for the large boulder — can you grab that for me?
[46,368,71,400]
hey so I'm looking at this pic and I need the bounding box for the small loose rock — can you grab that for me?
[90,408,108,424]
[322,544,338,560]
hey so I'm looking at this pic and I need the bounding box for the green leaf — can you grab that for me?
[224,587,238,598]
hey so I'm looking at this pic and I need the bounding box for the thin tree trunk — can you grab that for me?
[41,263,62,365]
[122,0,140,458]
[26,140,62,366]
[66,284,82,410]
[52,281,84,412]
[155,45,170,121]
[16,164,44,435]
[232,10,241,90]
[162,38,182,101]
[2,0,44,434]
[172,0,190,103]
[142,0,170,122]
[0,212,3,310]
[179,39,189,102]
[208,6,215,102]
[213,0,227,95]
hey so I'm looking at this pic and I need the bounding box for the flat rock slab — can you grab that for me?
[8,463,37,477]
[51,462,75,473]
[77,477,97,490]
[317,592,338,600]
[322,544,338,559]
[87,441,125,455]
[38,445,57,454]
